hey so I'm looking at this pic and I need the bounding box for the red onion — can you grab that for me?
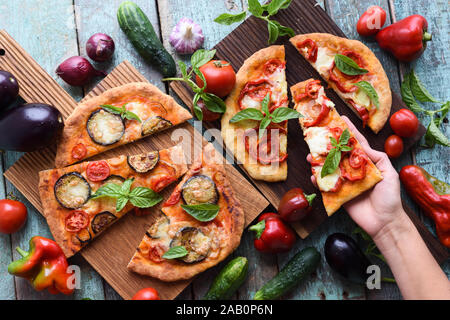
[56,56,106,86]
[86,33,115,62]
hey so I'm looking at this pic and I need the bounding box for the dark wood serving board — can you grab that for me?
[170,0,427,239]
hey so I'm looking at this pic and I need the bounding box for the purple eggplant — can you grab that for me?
[0,103,63,152]
[0,70,19,109]
[324,233,371,284]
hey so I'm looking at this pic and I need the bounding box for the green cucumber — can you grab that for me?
[117,1,176,77]
[203,257,249,300]
[253,247,320,300]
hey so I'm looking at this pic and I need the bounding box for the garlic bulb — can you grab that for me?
[169,18,205,54]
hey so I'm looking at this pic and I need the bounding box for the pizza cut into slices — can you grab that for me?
[290,33,392,133]
[55,82,192,167]
[221,45,289,182]
[291,79,383,215]
[127,143,245,281]
[39,145,187,257]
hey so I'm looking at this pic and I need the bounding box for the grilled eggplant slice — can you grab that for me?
[87,109,125,145]
[146,214,170,239]
[170,227,211,263]
[102,175,125,186]
[54,172,91,209]
[182,175,218,205]
[91,211,117,234]
[127,151,159,173]
[141,116,172,136]
[76,228,92,244]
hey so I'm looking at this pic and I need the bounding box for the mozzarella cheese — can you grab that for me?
[313,48,335,75]
[268,68,287,104]
[313,165,341,192]
[316,87,335,108]
[240,95,262,110]
[304,126,332,157]
[126,101,153,121]
[354,88,371,109]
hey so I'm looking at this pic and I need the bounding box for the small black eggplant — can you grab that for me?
[324,233,372,284]
[0,70,19,109]
[0,103,63,152]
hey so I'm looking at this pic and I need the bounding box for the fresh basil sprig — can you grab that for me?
[162,246,188,259]
[91,178,163,212]
[321,129,353,178]
[101,104,141,122]
[214,0,294,44]
[163,49,226,121]
[230,93,301,139]
[353,81,379,109]
[401,69,449,147]
[181,203,220,222]
[334,54,368,76]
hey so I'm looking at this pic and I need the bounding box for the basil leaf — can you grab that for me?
[330,136,338,147]
[261,93,270,115]
[271,107,302,123]
[267,20,279,44]
[179,60,188,78]
[410,70,439,103]
[334,54,369,76]
[191,49,216,69]
[341,145,353,152]
[181,204,220,222]
[426,115,450,147]
[248,0,264,17]
[193,94,203,121]
[271,20,295,37]
[401,72,424,113]
[120,178,134,196]
[129,187,163,208]
[280,0,292,9]
[202,93,226,113]
[321,148,341,178]
[123,110,141,122]
[354,81,379,109]
[229,108,264,123]
[214,12,247,25]
[267,0,287,15]
[91,183,122,199]
[162,246,188,259]
[436,102,449,126]
[193,66,207,90]
[116,196,129,212]
[259,116,271,139]
[100,104,123,115]
[339,129,351,145]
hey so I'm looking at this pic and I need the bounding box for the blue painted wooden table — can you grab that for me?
[0,0,448,300]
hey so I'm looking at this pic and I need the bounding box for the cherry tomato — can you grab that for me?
[0,199,27,234]
[389,108,419,138]
[195,60,236,98]
[72,143,87,160]
[278,188,316,222]
[132,288,160,300]
[65,210,89,233]
[196,99,221,122]
[356,6,387,37]
[384,134,404,158]
[86,160,110,182]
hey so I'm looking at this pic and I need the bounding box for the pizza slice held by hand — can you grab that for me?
[290,33,392,133]
[55,82,192,167]
[128,143,245,281]
[39,145,187,257]
[291,79,383,215]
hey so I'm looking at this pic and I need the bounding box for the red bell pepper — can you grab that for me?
[8,236,74,295]
[399,165,450,248]
[376,15,432,62]
[249,213,296,253]
[278,188,316,223]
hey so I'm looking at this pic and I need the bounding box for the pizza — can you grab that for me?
[55,82,192,168]
[290,33,392,133]
[127,143,245,281]
[221,45,289,182]
[291,79,383,215]
[39,145,187,257]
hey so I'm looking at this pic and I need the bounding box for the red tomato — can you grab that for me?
[384,135,404,158]
[196,99,221,122]
[132,288,160,300]
[263,59,285,76]
[357,6,387,36]
[0,199,27,234]
[65,210,89,233]
[195,60,236,98]
[86,160,110,182]
[389,108,419,137]
[72,143,87,160]
[278,188,315,222]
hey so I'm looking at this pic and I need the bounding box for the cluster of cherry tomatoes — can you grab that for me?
[385,109,419,158]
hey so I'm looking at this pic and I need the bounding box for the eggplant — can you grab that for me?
[141,116,172,136]
[127,151,159,173]
[75,228,92,244]
[146,214,170,239]
[170,227,211,263]
[0,70,19,109]
[324,233,372,284]
[54,172,91,209]
[0,103,63,152]
[182,175,218,205]
[91,211,117,234]
[86,109,124,145]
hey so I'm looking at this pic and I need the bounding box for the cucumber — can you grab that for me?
[253,247,320,300]
[203,257,249,300]
[117,1,176,77]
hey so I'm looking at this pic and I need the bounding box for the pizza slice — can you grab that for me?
[290,33,392,133]
[127,143,245,281]
[39,145,187,257]
[221,45,289,182]
[291,79,383,215]
[55,82,192,167]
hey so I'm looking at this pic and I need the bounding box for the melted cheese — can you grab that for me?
[126,101,153,121]
[354,88,371,108]
[313,48,335,75]
[304,127,332,157]
[89,110,124,144]
[313,165,341,192]
[268,68,287,104]
[316,87,335,108]
[240,95,262,110]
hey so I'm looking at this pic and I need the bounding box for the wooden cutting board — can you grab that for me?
[170,0,427,239]
[0,29,269,300]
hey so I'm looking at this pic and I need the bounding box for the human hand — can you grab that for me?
[307,116,404,238]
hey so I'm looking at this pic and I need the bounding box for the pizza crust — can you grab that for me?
[290,33,391,133]
[55,82,192,168]
[221,45,288,182]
